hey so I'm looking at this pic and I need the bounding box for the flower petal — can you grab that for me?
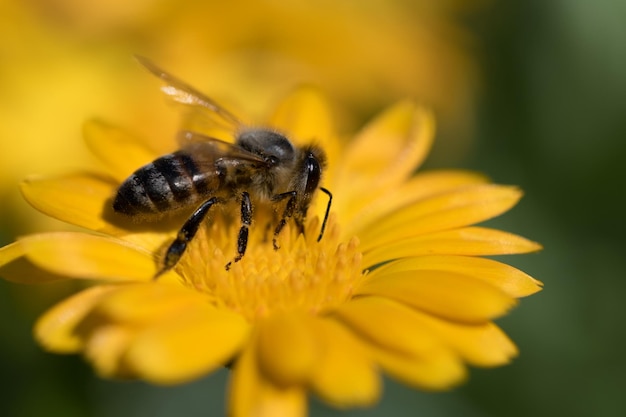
[256,312,319,386]
[0,240,69,283]
[362,227,543,268]
[95,282,216,323]
[334,296,465,390]
[83,119,157,182]
[355,270,517,323]
[337,102,434,194]
[125,304,249,385]
[334,295,449,356]
[34,285,116,352]
[269,86,338,157]
[20,172,117,232]
[338,297,517,366]
[371,342,466,391]
[342,170,489,236]
[403,311,518,367]
[357,185,523,250]
[308,318,380,408]
[19,232,167,281]
[84,324,135,379]
[370,255,543,298]
[229,332,307,417]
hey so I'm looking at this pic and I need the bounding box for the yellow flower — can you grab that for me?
[0,87,542,416]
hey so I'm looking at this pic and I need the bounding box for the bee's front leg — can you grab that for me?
[155,197,222,279]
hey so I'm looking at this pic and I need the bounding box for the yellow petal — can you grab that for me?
[34,285,116,352]
[308,318,380,408]
[402,311,518,367]
[268,87,341,220]
[256,312,319,387]
[96,282,214,324]
[370,255,543,298]
[338,297,516,367]
[20,172,117,232]
[83,119,157,182]
[112,230,175,257]
[0,240,68,283]
[84,324,135,379]
[229,332,307,417]
[335,297,466,390]
[355,270,517,323]
[358,185,523,250]
[333,296,448,355]
[20,232,161,281]
[125,305,249,385]
[362,227,543,268]
[342,170,490,236]
[269,86,337,155]
[371,343,466,391]
[337,102,434,193]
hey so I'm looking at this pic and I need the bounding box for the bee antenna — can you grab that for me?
[317,187,333,241]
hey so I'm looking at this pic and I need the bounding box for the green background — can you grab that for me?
[1,1,625,416]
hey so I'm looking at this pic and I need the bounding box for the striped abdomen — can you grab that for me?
[113,151,219,216]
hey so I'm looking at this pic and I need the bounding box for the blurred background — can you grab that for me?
[1,0,625,416]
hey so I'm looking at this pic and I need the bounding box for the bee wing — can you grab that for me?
[178,131,266,164]
[136,55,243,130]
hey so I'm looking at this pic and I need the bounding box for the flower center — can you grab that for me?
[178,214,365,321]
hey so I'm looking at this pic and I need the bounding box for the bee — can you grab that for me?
[113,57,332,277]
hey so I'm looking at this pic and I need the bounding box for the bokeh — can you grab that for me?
[1,0,625,416]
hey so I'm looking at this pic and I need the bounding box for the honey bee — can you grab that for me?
[113,57,332,277]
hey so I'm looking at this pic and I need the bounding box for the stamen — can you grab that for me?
[179,214,364,321]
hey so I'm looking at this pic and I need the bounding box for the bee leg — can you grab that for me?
[317,187,333,241]
[226,192,252,270]
[271,191,297,250]
[155,197,221,279]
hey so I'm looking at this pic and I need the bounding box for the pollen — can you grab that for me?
[178,214,365,321]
